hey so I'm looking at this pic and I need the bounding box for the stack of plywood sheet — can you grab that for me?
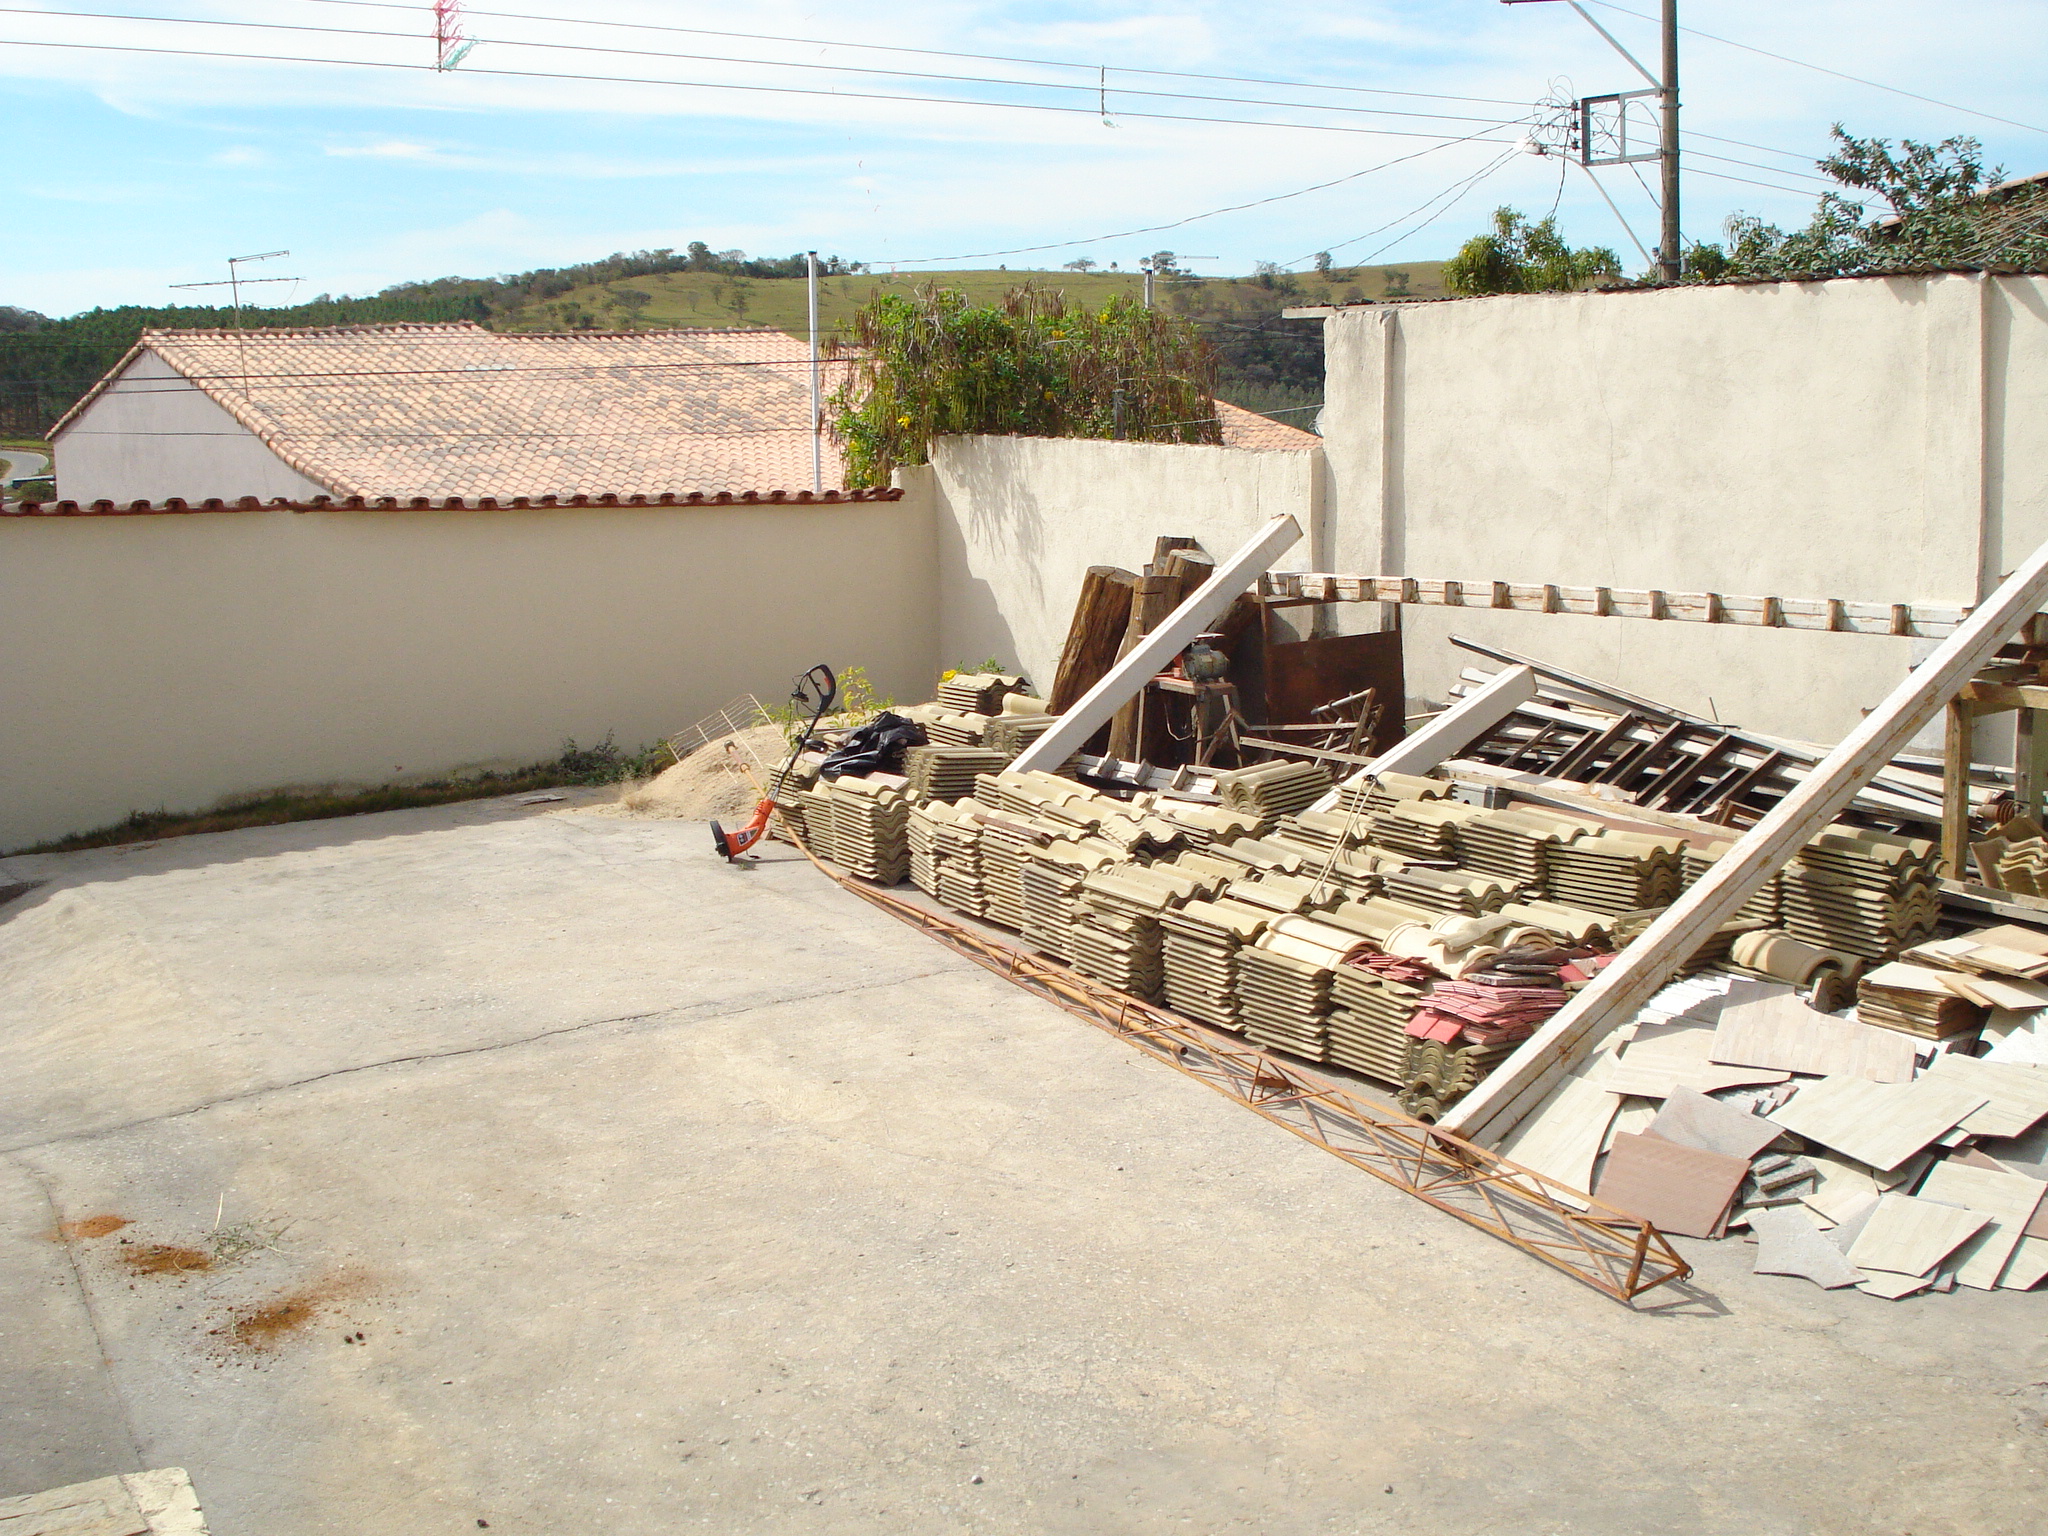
[1855,963,1987,1039]
[1542,832,1684,914]
[1780,828,1941,962]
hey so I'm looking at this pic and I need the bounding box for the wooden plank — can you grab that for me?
[1303,666,1539,814]
[1438,534,2048,1146]
[1047,565,1138,715]
[1011,514,1303,774]
[1943,700,1976,878]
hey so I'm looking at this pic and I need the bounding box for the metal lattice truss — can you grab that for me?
[815,865,1691,1305]
[668,695,774,773]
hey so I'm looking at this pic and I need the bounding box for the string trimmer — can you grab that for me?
[711,663,837,862]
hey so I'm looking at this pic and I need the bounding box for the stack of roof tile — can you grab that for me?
[925,712,992,746]
[1069,865,1214,1001]
[904,745,1008,803]
[1399,1037,1526,1123]
[1366,799,1485,861]
[1272,809,1372,854]
[981,712,1061,761]
[1019,858,1085,962]
[929,802,991,917]
[1147,805,1270,851]
[1379,866,1518,917]
[1205,836,1311,879]
[1329,770,1452,819]
[1216,761,1333,822]
[1160,897,1271,1028]
[1682,838,1782,926]
[1780,829,1941,961]
[1457,807,1599,887]
[821,774,912,883]
[978,816,1049,929]
[1327,960,1428,1086]
[908,802,945,897]
[1543,832,1684,914]
[937,673,1030,715]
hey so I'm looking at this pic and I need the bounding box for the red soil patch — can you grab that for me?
[56,1214,130,1240]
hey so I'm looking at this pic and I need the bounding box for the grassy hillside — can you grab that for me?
[491,262,1449,420]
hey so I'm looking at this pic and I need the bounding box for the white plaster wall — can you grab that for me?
[1319,274,2048,743]
[52,352,331,504]
[0,500,937,849]
[920,434,1321,691]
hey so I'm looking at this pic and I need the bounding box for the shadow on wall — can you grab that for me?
[932,438,1046,674]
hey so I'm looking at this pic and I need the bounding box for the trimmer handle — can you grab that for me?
[794,664,838,718]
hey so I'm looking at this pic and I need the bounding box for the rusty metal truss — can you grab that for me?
[779,825,1690,1304]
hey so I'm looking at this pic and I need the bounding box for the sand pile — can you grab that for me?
[604,723,790,822]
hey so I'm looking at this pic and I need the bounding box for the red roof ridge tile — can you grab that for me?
[4,488,906,517]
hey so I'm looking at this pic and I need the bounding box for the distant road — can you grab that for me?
[1,449,50,483]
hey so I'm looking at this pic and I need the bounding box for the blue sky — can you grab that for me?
[3,1,2045,314]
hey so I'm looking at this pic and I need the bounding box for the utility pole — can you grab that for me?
[806,250,823,494]
[1506,0,1681,279]
[1657,0,1680,280]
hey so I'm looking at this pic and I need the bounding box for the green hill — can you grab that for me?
[0,248,1447,436]
[489,262,1448,423]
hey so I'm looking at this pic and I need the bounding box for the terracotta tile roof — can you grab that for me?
[4,488,905,518]
[57,322,851,498]
[1216,399,1320,451]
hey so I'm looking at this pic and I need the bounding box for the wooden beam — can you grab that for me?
[1304,666,1539,813]
[1439,532,2048,1149]
[1943,700,1976,878]
[1011,515,1304,774]
[1265,571,1973,638]
[1047,566,1138,715]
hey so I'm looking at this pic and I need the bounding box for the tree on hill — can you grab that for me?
[1442,209,1622,296]
[826,284,1218,486]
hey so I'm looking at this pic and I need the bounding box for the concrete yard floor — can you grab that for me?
[3,797,2045,1536]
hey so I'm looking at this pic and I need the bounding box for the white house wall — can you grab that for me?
[54,351,331,504]
[0,499,938,850]
[1317,274,2048,742]
[913,435,1322,692]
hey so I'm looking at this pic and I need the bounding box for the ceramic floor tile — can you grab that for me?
[1769,1076,1988,1172]
[1915,1161,2047,1289]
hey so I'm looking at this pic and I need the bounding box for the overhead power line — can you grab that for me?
[1583,0,2048,138]
[291,0,1535,110]
[884,126,1521,266]
[0,7,1520,127]
[0,34,1541,145]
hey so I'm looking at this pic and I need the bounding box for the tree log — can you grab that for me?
[1048,565,1138,715]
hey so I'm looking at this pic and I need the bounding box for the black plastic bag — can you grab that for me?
[820,711,927,779]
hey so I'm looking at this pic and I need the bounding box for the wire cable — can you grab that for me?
[1292,145,1523,269]
[0,7,1522,127]
[883,124,1522,266]
[291,0,1536,110]
[1583,0,2048,138]
[0,34,1541,145]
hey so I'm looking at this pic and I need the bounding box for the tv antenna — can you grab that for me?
[169,250,302,395]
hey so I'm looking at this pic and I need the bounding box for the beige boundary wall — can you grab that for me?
[1316,272,2048,743]
[906,434,1322,691]
[0,500,936,850]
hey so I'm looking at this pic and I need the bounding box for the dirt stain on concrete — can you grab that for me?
[55,1214,131,1240]
[219,1272,369,1353]
[121,1244,213,1276]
